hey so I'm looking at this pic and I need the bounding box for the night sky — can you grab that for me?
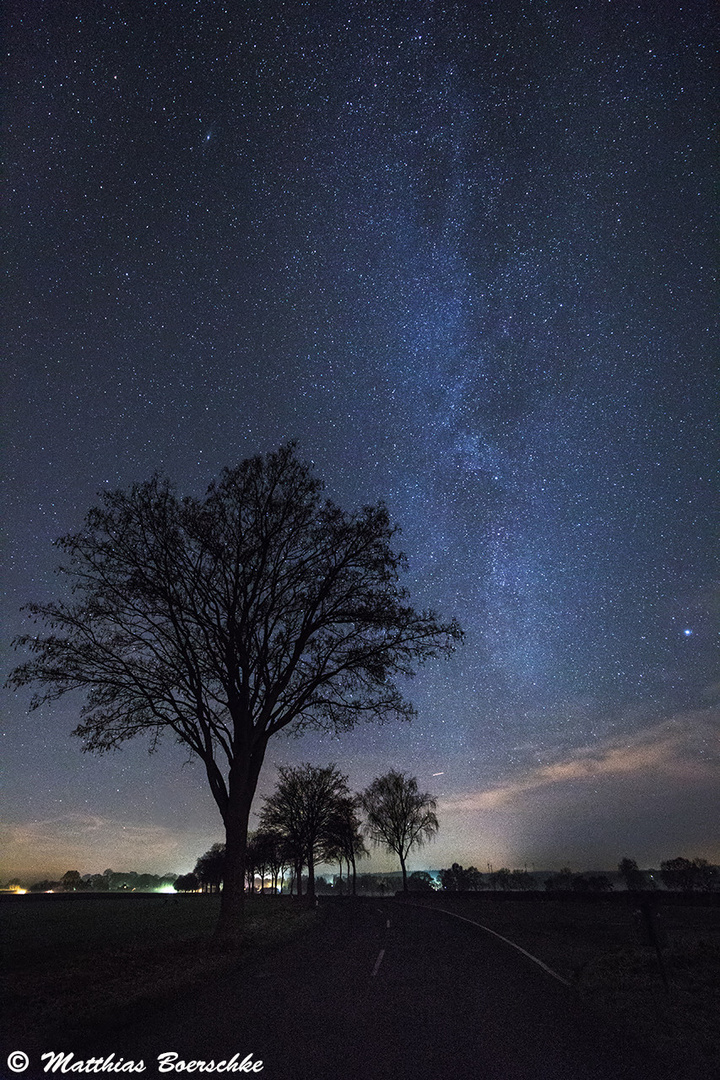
[3,0,717,883]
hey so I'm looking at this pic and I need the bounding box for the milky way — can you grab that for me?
[3,1,717,879]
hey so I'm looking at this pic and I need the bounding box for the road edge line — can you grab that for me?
[404,902,572,987]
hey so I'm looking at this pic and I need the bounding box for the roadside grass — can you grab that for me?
[3,895,223,970]
[406,893,720,1076]
[2,895,318,1053]
[581,938,720,1075]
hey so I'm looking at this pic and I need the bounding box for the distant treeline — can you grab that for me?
[434,857,719,894]
[6,854,717,896]
[7,870,178,893]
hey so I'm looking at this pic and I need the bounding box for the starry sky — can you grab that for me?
[3,0,718,883]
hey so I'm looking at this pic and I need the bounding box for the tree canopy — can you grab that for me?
[320,793,367,895]
[194,843,226,893]
[259,762,350,899]
[360,770,439,892]
[9,444,462,944]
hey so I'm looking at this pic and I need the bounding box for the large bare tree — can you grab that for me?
[9,444,461,945]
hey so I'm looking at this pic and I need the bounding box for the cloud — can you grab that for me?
[440,708,720,813]
[0,812,218,880]
[430,708,720,869]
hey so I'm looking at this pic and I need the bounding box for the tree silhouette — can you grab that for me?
[509,869,534,891]
[360,770,439,892]
[439,863,482,891]
[174,873,199,893]
[321,795,367,895]
[245,830,287,892]
[9,444,461,946]
[618,857,646,891]
[260,763,350,900]
[660,856,717,892]
[544,867,574,892]
[408,870,435,892]
[194,843,226,893]
[61,870,82,892]
[489,867,512,890]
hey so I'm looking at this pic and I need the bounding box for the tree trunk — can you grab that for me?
[400,853,408,893]
[215,808,249,948]
[213,751,264,949]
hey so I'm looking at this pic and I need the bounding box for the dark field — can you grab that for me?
[2,893,315,1057]
[3,892,718,1076]
[3,893,224,967]
[408,892,720,1075]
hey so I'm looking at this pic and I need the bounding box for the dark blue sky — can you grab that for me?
[3,0,717,880]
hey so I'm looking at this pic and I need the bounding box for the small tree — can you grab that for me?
[174,873,199,893]
[246,830,285,892]
[509,869,534,891]
[260,763,351,900]
[586,874,613,892]
[408,871,435,892]
[62,870,82,892]
[360,770,439,893]
[321,795,367,896]
[439,863,481,891]
[489,867,512,890]
[618,857,646,891]
[9,444,462,946]
[194,843,226,893]
[544,868,574,892]
[29,880,61,892]
[254,830,288,893]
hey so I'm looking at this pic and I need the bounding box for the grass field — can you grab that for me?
[3,894,223,969]
[2,894,317,1054]
[407,893,720,1076]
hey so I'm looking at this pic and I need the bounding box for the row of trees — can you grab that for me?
[437,858,718,894]
[615,857,717,893]
[186,764,440,898]
[17,852,715,896]
[439,864,537,891]
[23,870,178,893]
[651,857,716,893]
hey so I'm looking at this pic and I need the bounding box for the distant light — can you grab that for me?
[683,628,693,637]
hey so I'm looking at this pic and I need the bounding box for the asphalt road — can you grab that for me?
[43,899,677,1080]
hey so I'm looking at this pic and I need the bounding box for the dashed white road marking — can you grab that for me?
[371,948,386,977]
[386,918,391,928]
